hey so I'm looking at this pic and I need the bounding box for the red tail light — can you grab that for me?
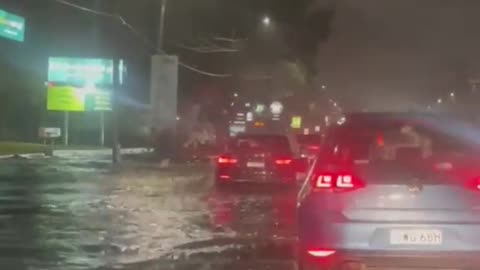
[466,177,480,191]
[275,159,293,165]
[307,249,336,257]
[311,172,364,191]
[218,156,238,164]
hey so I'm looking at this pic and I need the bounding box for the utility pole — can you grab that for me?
[158,0,167,52]
[63,112,69,145]
[112,58,121,164]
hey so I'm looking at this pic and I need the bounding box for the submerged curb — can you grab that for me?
[0,153,47,159]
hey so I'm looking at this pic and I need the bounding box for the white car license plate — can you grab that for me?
[247,162,265,168]
[390,229,442,245]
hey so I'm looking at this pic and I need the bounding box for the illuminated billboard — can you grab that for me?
[0,9,25,42]
[47,85,112,112]
[48,57,114,86]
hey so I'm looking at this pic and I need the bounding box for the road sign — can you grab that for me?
[48,57,114,86]
[47,85,112,112]
[47,86,84,111]
[291,116,302,129]
[38,127,61,139]
[0,9,25,42]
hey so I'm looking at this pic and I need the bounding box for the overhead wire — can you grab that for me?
[52,0,233,77]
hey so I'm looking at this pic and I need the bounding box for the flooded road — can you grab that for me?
[0,155,297,270]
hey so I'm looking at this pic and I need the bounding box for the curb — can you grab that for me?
[0,153,47,160]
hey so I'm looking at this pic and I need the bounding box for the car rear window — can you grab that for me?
[229,135,291,153]
[322,120,473,163]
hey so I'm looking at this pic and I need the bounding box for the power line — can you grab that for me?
[179,63,232,77]
[52,0,232,77]
[175,42,238,53]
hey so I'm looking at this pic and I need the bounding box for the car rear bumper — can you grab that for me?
[216,168,296,184]
[297,217,480,269]
[301,250,480,270]
[298,248,480,269]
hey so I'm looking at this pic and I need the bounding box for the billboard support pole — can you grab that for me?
[100,111,105,147]
[63,111,69,146]
[112,58,121,164]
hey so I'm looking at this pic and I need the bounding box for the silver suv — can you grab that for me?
[296,113,480,270]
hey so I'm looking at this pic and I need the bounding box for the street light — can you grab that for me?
[262,15,271,27]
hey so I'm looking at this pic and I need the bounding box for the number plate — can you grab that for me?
[247,162,265,168]
[390,229,442,245]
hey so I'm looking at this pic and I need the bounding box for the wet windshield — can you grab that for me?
[3,0,480,269]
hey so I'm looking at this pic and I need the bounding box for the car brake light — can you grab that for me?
[312,173,364,191]
[466,177,480,191]
[275,159,293,165]
[218,156,237,164]
[308,145,320,151]
[307,249,336,257]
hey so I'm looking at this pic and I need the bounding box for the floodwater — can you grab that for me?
[0,154,297,270]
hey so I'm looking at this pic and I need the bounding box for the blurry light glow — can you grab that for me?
[255,104,266,114]
[437,98,442,104]
[314,126,321,132]
[246,112,253,121]
[233,92,238,98]
[321,85,326,89]
[307,249,336,257]
[270,101,284,115]
[262,15,271,26]
[245,102,251,107]
[291,116,302,129]
[450,92,455,98]
[176,116,180,121]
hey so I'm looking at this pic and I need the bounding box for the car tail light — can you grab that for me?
[308,145,320,151]
[466,177,480,191]
[275,158,293,165]
[311,172,364,191]
[307,249,336,257]
[218,156,237,164]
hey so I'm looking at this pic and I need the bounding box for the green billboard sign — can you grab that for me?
[0,9,25,42]
[48,57,114,86]
[47,85,112,112]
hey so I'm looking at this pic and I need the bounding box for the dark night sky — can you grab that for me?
[1,0,479,111]
[315,0,480,111]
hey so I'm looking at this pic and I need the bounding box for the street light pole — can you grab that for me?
[158,0,167,52]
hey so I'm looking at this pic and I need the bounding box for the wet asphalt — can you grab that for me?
[0,154,298,270]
